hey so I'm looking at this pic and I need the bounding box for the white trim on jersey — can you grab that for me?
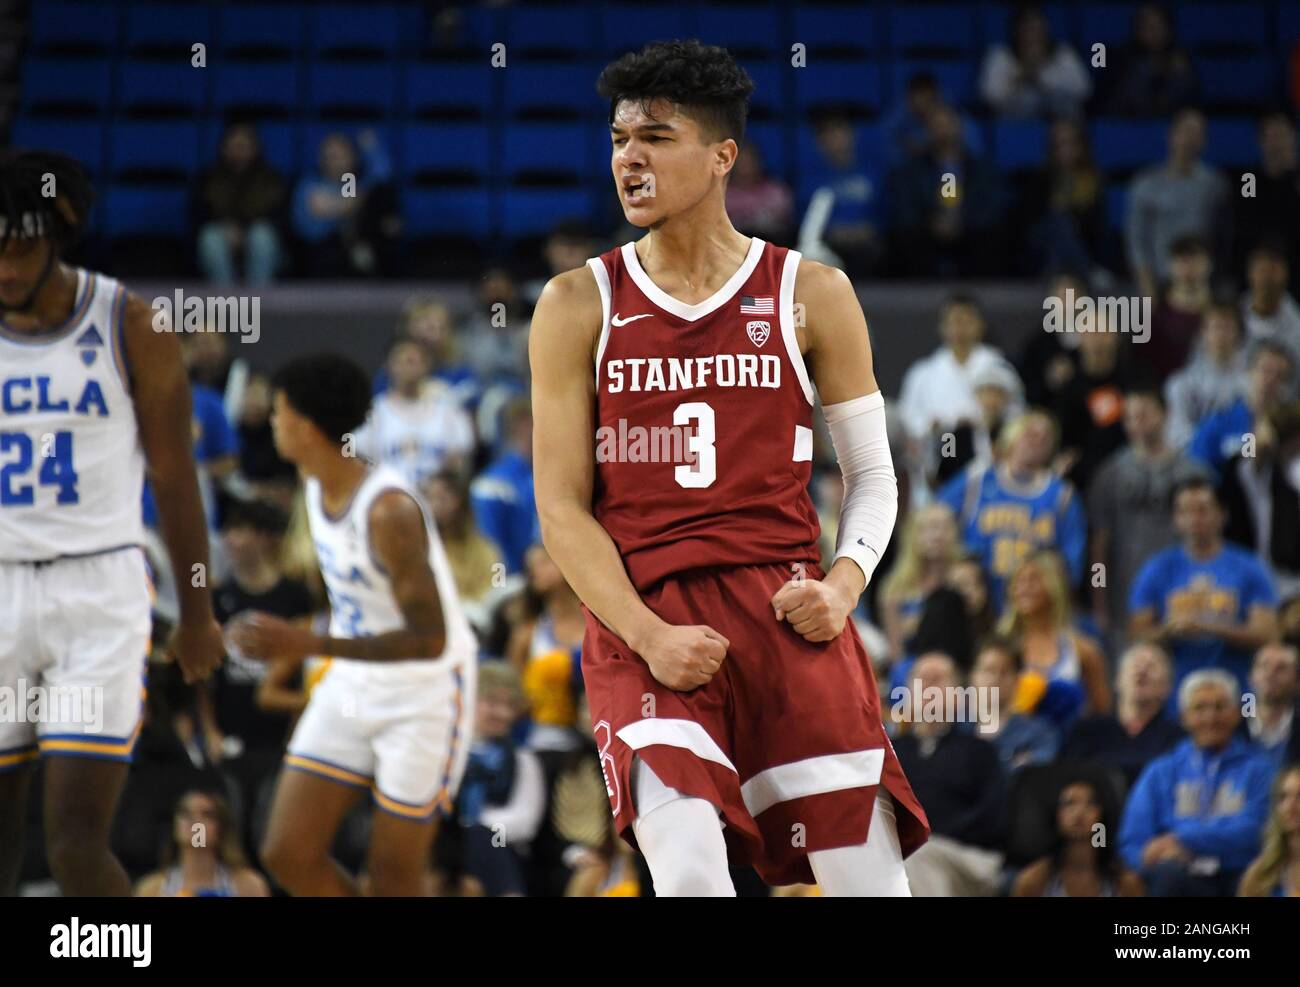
[740,748,884,817]
[778,248,815,406]
[587,256,612,389]
[615,718,738,774]
[619,236,766,323]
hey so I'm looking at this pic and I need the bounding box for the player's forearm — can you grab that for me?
[150,464,215,622]
[538,501,666,654]
[314,627,446,662]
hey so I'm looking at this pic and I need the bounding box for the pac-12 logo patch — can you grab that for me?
[746,320,771,347]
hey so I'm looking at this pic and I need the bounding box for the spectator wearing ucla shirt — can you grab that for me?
[937,410,1086,614]
[1129,478,1278,710]
[1119,670,1275,896]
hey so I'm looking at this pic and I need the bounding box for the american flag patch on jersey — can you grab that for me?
[740,294,774,315]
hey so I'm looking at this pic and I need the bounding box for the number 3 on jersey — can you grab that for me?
[0,431,80,505]
[674,402,716,489]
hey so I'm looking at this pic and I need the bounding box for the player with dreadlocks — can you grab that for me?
[0,149,225,896]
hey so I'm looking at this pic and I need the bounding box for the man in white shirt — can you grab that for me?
[897,293,1011,483]
[355,337,475,488]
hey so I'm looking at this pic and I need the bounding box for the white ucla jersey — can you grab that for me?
[354,383,475,489]
[305,464,475,675]
[0,268,146,561]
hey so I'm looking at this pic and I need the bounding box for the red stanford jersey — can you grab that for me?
[587,237,821,591]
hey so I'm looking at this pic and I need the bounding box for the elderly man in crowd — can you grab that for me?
[1118,670,1275,895]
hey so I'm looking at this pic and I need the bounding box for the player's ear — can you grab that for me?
[714,138,739,179]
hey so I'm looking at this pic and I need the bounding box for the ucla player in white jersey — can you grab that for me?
[0,150,225,896]
[231,354,477,896]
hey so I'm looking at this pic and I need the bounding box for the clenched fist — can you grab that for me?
[639,623,730,692]
[771,577,855,643]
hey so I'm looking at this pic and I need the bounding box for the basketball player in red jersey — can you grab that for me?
[530,41,930,895]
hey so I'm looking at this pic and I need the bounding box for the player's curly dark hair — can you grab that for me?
[0,148,94,252]
[272,354,372,446]
[596,39,755,144]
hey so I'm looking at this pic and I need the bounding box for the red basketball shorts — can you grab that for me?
[581,561,930,886]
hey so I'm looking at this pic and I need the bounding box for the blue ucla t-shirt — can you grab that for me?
[1128,543,1277,706]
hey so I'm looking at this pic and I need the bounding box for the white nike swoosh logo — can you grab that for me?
[611,312,652,327]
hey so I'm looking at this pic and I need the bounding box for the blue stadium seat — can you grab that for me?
[503,5,596,57]
[744,121,791,180]
[306,63,399,117]
[123,3,214,54]
[980,3,1069,48]
[1075,3,1136,48]
[9,119,107,176]
[792,5,879,56]
[401,123,493,183]
[599,5,691,56]
[211,61,301,115]
[992,119,1048,171]
[887,5,979,53]
[504,64,601,118]
[200,120,301,179]
[309,3,400,58]
[500,188,595,239]
[1204,117,1261,169]
[744,61,787,118]
[109,121,202,179]
[405,188,493,239]
[1279,3,1300,48]
[118,62,208,116]
[29,1,120,53]
[101,184,190,238]
[1090,118,1166,172]
[1196,56,1280,106]
[217,4,304,57]
[404,63,495,118]
[696,5,783,57]
[792,60,883,115]
[1104,185,1128,231]
[502,122,594,182]
[889,57,978,109]
[1176,3,1267,50]
[21,58,113,114]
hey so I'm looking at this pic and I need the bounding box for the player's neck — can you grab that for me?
[312,454,371,513]
[636,209,749,292]
[1,261,78,333]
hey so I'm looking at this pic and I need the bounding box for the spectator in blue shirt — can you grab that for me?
[142,382,238,531]
[472,396,539,575]
[292,129,394,278]
[1129,477,1279,709]
[1188,339,1294,483]
[883,72,984,167]
[1119,669,1275,896]
[801,115,885,278]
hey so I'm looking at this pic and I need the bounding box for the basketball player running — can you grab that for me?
[233,355,476,896]
[531,41,930,895]
[0,150,224,896]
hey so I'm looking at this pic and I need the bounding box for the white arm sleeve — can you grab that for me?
[824,390,898,589]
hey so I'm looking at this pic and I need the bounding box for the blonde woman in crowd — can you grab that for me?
[1239,764,1300,897]
[999,550,1111,720]
[879,502,962,661]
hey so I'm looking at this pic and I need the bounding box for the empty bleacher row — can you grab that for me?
[7,1,1297,271]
